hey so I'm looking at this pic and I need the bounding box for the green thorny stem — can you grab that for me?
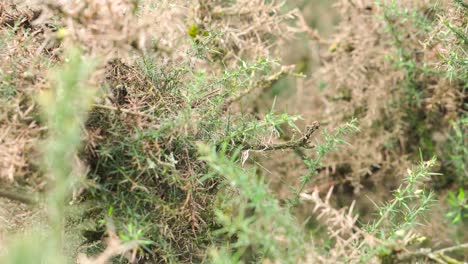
[369,158,436,234]
[356,157,437,257]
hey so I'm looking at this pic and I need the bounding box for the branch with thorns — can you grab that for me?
[242,121,320,151]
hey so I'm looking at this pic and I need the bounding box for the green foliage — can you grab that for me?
[84,51,304,261]
[446,188,468,224]
[0,72,16,99]
[195,118,359,263]
[444,115,468,186]
[199,143,305,263]
[188,24,208,38]
[360,157,437,262]
[379,0,466,164]
[366,157,437,235]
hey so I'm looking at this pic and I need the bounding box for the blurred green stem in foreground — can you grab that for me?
[40,47,97,246]
[3,47,96,264]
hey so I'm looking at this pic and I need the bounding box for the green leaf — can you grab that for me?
[457,188,465,200]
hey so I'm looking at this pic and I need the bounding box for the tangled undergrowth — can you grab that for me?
[300,0,467,245]
[0,0,467,263]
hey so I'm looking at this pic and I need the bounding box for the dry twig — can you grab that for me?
[398,243,468,264]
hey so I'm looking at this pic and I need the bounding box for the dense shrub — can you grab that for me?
[0,0,466,263]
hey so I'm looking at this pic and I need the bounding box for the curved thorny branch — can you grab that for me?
[242,121,320,151]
